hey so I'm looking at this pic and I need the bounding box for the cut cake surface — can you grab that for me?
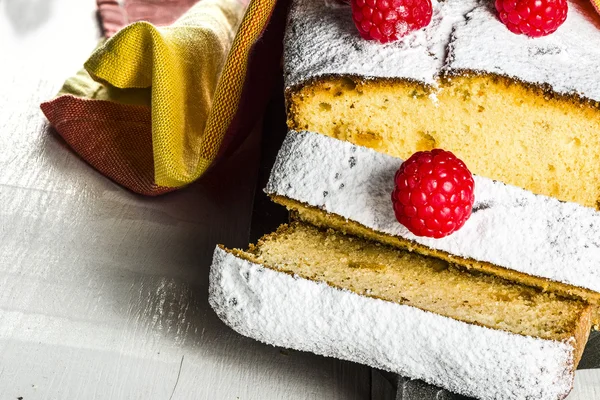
[209,222,592,400]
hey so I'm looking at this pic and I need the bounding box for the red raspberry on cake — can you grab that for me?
[391,149,475,239]
[351,0,433,43]
[495,0,568,38]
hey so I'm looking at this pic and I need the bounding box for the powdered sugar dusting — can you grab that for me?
[447,0,600,101]
[266,131,600,292]
[209,246,575,400]
[284,0,478,88]
[285,0,600,102]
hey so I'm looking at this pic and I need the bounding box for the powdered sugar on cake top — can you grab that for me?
[285,0,477,88]
[266,131,600,293]
[447,1,600,101]
[209,246,575,400]
[285,0,600,102]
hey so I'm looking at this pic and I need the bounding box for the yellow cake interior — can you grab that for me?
[270,194,600,326]
[232,222,591,343]
[287,74,600,209]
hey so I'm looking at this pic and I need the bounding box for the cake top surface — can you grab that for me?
[266,130,600,293]
[284,0,600,102]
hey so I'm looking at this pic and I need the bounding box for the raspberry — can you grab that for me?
[351,0,433,43]
[495,0,568,38]
[391,149,475,239]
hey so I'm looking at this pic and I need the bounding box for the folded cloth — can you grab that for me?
[592,0,600,16]
[97,0,201,37]
[42,0,287,195]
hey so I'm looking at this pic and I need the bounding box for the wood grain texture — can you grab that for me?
[0,0,370,398]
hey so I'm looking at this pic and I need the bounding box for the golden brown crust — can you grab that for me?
[572,304,593,369]
[442,69,600,109]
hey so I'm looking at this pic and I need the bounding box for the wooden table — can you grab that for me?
[0,0,598,398]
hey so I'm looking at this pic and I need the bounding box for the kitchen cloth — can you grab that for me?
[592,0,600,16]
[41,0,287,195]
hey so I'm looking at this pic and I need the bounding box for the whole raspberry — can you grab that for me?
[351,0,433,43]
[495,0,568,38]
[391,149,475,239]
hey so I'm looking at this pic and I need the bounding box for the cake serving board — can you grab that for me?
[377,330,600,399]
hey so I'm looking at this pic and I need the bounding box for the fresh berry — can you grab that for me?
[351,0,433,43]
[391,149,475,239]
[495,0,568,38]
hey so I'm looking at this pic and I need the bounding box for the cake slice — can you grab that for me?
[265,130,600,323]
[285,0,600,209]
[209,222,592,400]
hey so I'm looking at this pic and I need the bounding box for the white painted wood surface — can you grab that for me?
[0,0,369,398]
[0,0,598,399]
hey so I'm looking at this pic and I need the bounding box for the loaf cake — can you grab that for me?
[266,130,600,321]
[209,222,592,400]
[284,0,600,209]
[210,0,600,395]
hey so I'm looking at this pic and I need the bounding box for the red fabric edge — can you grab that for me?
[41,95,175,196]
